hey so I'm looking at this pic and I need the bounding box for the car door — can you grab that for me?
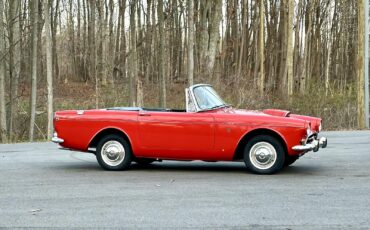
[137,111,215,160]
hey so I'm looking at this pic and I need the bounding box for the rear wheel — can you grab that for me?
[96,134,132,171]
[243,135,285,174]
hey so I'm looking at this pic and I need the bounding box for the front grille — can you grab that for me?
[305,133,318,144]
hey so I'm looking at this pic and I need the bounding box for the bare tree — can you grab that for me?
[87,0,97,107]
[198,0,222,79]
[286,0,294,98]
[107,0,114,85]
[129,0,137,106]
[300,0,314,94]
[158,0,166,107]
[187,0,194,86]
[29,0,39,142]
[44,0,53,139]
[357,0,366,129]
[258,0,265,95]
[118,0,126,80]
[51,0,60,81]
[96,0,106,86]
[8,0,21,141]
[0,0,7,143]
[68,0,76,81]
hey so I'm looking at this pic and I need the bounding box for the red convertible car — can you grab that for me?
[52,84,327,174]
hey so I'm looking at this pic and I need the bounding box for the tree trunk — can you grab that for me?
[0,0,7,143]
[129,0,137,106]
[206,0,221,78]
[29,0,39,142]
[113,2,120,80]
[158,0,166,107]
[82,0,88,81]
[187,0,194,86]
[107,0,114,85]
[258,0,265,95]
[44,0,53,139]
[119,0,126,79]
[136,78,143,107]
[293,0,302,92]
[37,2,44,83]
[357,0,366,128]
[325,34,332,97]
[88,0,97,107]
[300,1,313,94]
[145,0,152,83]
[77,0,81,77]
[8,0,21,141]
[197,0,221,80]
[51,0,60,81]
[237,0,247,80]
[68,0,76,81]
[278,1,287,93]
[286,0,294,98]
[198,0,210,76]
[97,0,106,87]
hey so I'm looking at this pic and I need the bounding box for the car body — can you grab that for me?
[53,84,327,174]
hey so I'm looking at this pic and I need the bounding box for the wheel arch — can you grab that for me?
[233,128,288,161]
[88,127,133,150]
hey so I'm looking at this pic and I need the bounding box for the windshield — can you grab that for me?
[193,86,227,110]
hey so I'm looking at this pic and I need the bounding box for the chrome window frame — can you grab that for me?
[186,84,220,113]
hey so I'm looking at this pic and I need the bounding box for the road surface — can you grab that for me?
[0,131,370,229]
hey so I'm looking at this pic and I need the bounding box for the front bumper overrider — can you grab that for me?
[292,137,327,152]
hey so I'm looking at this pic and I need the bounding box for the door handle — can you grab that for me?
[139,112,151,116]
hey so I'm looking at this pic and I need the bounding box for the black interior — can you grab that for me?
[106,107,186,113]
[106,107,142,111]
[143,108,186,112]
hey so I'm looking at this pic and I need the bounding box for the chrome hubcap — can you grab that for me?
[249,142,277,170]
[101,141,125,166]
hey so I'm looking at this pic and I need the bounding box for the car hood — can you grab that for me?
[217,108,321,132]
[262,109,321,132]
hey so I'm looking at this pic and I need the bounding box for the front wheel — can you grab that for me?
[96,134,132,171]
[244,135,285,174]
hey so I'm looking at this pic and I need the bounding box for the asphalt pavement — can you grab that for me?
[0,131,370,229]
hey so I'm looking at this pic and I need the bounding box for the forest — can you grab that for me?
[0,0,367,143]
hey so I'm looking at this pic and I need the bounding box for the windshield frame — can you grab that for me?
[188,84,228,112]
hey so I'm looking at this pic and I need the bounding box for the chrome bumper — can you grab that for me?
[52,137,64,143]
[52,132,64,143]
[292,137,327,152]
